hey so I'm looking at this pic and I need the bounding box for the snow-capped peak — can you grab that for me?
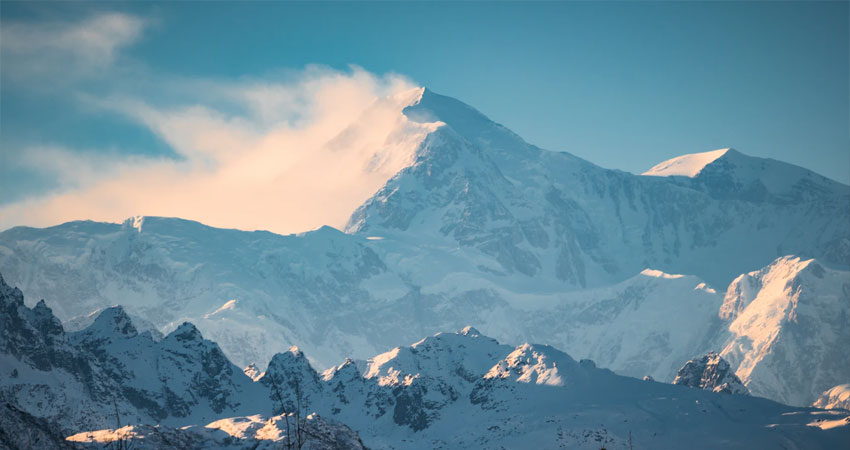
[165,322,204,342]
[391,86,426,108]
[484,343,583,387]
[719,255,849,405]
[459,326,481,337]
[82,306,138,338]
[322,357,361,382]
[642,148,731,178]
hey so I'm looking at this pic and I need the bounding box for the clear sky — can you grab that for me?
[1,1,848,232]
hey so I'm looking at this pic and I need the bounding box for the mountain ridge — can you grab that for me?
[1,88,847,410]
[2,273,848,449]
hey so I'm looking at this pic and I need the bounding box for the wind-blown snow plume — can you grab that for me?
[1,67,431,234]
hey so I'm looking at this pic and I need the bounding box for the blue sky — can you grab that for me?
[1,1,847,232]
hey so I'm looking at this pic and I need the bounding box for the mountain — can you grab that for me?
[2,274,848,449]
[813,384,850,410]
[347,88,849,287]
[673,352,749,395]
[0,270,269,430]
[69,306,269,425]
[0,274,364,449]
[1,87,847,410]
[717,256,850,406]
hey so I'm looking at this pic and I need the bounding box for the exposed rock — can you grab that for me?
[674,352,749,395]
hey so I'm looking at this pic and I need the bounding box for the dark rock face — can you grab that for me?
[0,273,260,430]
[0,402,79,450]
[673,352,749,395]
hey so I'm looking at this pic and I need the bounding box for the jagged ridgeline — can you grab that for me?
[1,88,849,448]
[1,274,848,449]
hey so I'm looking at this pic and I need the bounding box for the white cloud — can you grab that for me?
[0,67,437,234]
[0,12,147,80]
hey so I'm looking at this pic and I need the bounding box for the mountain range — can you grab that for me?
[1,273,848,449]
[1,86,848,431]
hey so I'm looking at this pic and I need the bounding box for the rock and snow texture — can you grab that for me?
[0,274,364,450]
[673,352,749,395]
[0,273,270,433]
[813,384,850,410]
[1,274,849,449]
[718,256,850,406]
[0,87,848,409]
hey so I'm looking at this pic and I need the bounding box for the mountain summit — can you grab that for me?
[1,89,847,409]
[643,148,731,177]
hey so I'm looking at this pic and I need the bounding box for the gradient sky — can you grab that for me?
[1,1,848,232]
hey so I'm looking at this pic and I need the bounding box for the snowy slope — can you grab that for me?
[1,87,847,410]
[718,256,850,406]
[66,328,850,450]
[69,306,270,426]
[813,384,850,410]
[0,273,270,433]
[2,274,848,449]
[643,148,730,177]
[347,88,850,287]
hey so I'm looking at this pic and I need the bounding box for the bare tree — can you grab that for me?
[104,398,134,450]
[269,377,311,450]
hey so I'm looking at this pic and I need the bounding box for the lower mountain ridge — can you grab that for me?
[2,89,848,412]
[3,214,847,408]
[1,274,848,449]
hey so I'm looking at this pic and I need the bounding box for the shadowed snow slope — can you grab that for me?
[2,273,848,449]
[1,88,848,410]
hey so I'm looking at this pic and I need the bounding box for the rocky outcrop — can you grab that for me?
[674,352,749,395]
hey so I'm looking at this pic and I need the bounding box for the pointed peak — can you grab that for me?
[459,326,481,337]
[393,86,426,107]
[32,300,59,324]
[402,87,498,140]
[266,347,315,376]
[87,305,138,338]
[323,357,361,382]
[642,148,732,178]
[0,273,24,307]
[674,352,749,395]
[166,322,203,342]
[486,342,580,387]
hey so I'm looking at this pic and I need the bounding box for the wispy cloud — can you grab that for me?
[0,66,435,234]
[0,12,147,81]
